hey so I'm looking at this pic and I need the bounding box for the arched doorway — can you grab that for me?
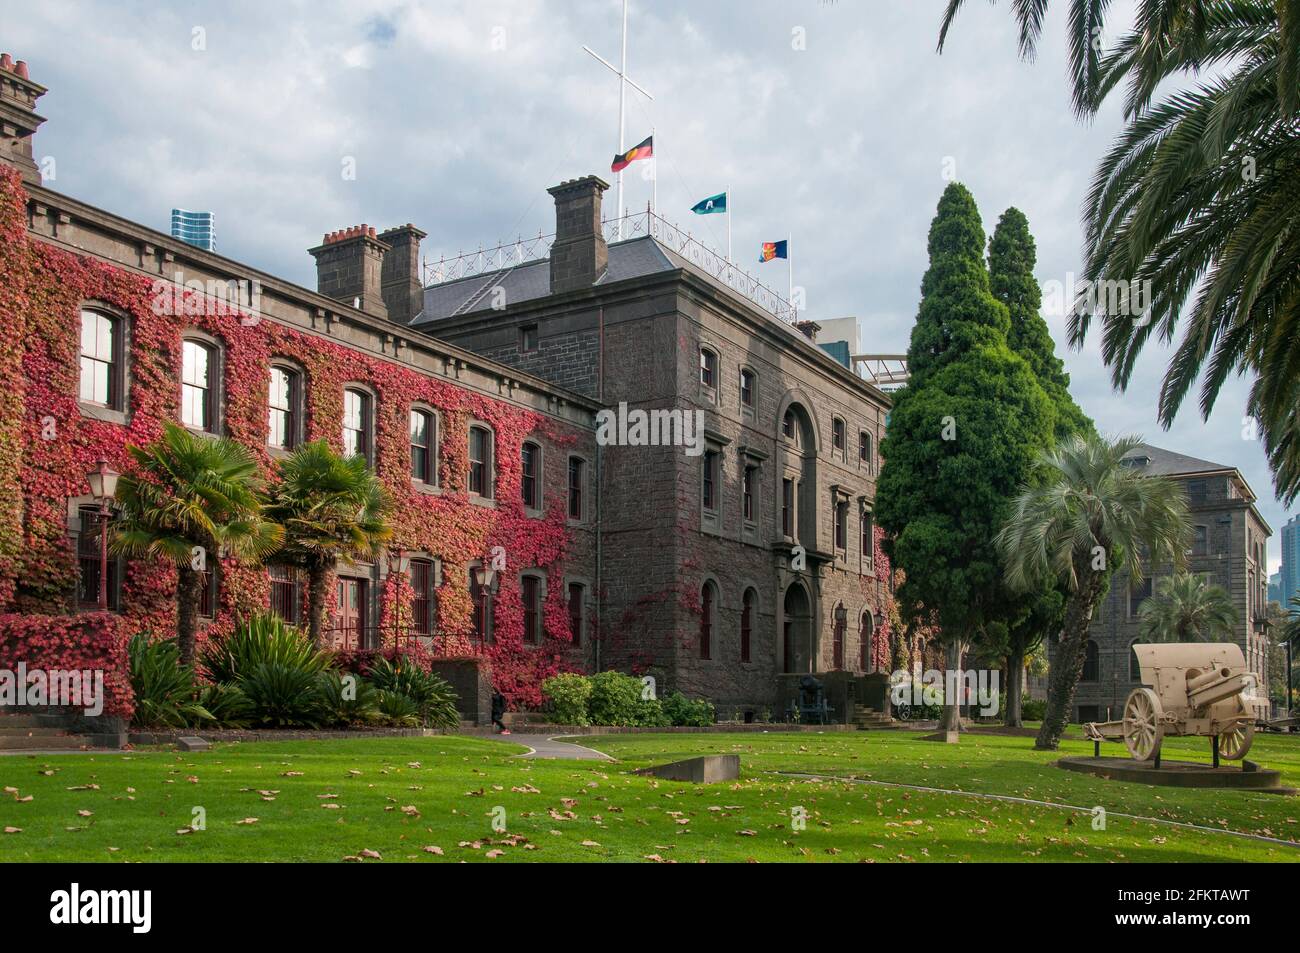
[783,582,812,674]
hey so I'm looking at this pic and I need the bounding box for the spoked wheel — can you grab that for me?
[1123,688,1165,761]
[1218,722,1254,760]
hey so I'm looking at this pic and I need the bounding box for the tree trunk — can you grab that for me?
[1035,568,1109,750]
[176,566,203,666]
[307,564,330,649]
[940,640,962,732]
[1005,646,1024,728]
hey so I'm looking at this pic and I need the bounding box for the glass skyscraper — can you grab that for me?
[170,209,215,251]
[1281,515,1300,611]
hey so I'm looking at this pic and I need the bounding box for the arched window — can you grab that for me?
[1082,640,1100,682]
[409,558,438,637]
[468,425,494,498]
[699,347,717,388]
[410,409,437,485]
[832,417,846,458]
[181,338,218,432]
[567,582,586,646]
[342,387,372,461]
[1129,640,1145,681]
[859,431,872,469]
[268,364,302,449]
[782,408,798,442]
[740,588,755,663]
[80,310,123,409]
[521,441,541,509]
[568,456,586,521]
[833,604,847,669]
[521,573,543,645]
[700,582,716,660]
[739,368,756,410]
[860,610,875,672]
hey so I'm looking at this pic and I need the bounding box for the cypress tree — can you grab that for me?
[876,183,1054,734]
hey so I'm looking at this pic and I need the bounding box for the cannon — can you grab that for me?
[1082,643,1258,764]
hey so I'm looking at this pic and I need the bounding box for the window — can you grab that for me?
[267,365,300,449]
[1186,479,1207,502]
[834,498,848,551]
[742,465,756,523]
[469,568,495,642]
[859,431,872,469]
[740,589,755,663]
[521,574,542,645]
[860,510,874,566]
[181,338,216,432]
[568,583,585,646]
[80,310,121,408]
[1191,524,1208,557]
[703,450,719,511]
[76,505,120,610]
[1082,640,1100,682]
[568,456,585,520]
[268,565,302,624]
[342,388,371,461]
[198,563,220,620]
[782,409,797,440]
[832,418,846,457]
[468,425,493,498]
[699,582,715,660]
[1129,576,1153,618]
[833,604,847,670]
[520,324,539,352]
[1129,640,1145,681]
[860,611,874,672]
[409,409,437,485]
[410,558,437,637]
[739,368,755,410]
[699,348,717,388]
[521,442,541,509]
[782,478,795,537]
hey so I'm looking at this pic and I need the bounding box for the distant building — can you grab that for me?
[1281,515,1300,610]
[170,208,215,251]
[1055,443,1272,721]
[1269,570,1283,607]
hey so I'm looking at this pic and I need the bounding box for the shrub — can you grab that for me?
[635,697,669,727]
[588,671,646,727]
[375,689,420,727]
[1020,697,1047,721]
[128,633,212,728]
[662,691,714,727]
[367,656,460,729]
[541,673,592,726]
[200,613,329,684]
[195,682,253,728]
[317,672,381,727]
[236,661,326,728]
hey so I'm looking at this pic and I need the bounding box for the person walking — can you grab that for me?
[491,690,509,735]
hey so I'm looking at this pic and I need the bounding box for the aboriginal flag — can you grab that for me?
[759,240,788,263]
[611,135,654,173]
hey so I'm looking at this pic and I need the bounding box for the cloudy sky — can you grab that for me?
[10,0,1290,569]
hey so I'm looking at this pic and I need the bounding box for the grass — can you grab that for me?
[0,729,1296,862]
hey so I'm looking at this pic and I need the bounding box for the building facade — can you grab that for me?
[1279,515,1300,611]
[169,209,215,252]
[0,58,894,717]
[1061,444,1273,722]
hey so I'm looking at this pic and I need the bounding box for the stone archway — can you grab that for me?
[782,582,813,674]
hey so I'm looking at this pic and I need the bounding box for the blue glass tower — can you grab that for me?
[170,209,215,251]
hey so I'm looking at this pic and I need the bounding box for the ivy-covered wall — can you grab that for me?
[1,167,594,706]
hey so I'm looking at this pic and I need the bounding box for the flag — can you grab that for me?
[690,192,727,215]
[759,240,788,263]
[611,135,654,173]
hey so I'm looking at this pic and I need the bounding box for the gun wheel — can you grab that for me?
[1218,723,1254,761]
[1123,688,1164,761]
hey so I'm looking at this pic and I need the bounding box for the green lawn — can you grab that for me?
[1,729,1297,862]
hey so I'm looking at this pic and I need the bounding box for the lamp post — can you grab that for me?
[473,565,496,642]
[393,549,411,651]
[85,458,119,612]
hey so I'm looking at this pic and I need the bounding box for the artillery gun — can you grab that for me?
[1082,643,1257,765]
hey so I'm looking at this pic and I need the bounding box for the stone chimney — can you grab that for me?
[0,54,47,185]
[547,176,609,294]
[794,319,821,342]
[378,223,427,324]
[308,225,390,319]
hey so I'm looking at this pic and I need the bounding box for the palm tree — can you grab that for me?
[112,423,283,664]
[996,433,1191,749]
[1137,573,1238,642]
[264,441,392,648]
[939,4,1300,504]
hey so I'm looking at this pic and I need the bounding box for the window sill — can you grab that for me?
[78,402,129,426]
[412,480,442,497]
[469,494,497,509]
[524,505,544,519]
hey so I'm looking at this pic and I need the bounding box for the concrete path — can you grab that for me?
[478,732,613,761]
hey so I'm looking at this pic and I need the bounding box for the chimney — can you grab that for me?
[547,176,609,294]
[0,53,47,185]
[378,223,427,324]
[794,319,821,342]
[308,225,389,319]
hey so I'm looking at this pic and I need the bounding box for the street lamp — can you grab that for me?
[473,564,497,642]
[85,457,119,612]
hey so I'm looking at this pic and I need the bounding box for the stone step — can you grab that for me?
[0,724,72,736]
[0,733,90,751]
[0,712,43,728]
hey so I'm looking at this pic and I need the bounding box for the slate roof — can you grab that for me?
[1121,443,1233,477]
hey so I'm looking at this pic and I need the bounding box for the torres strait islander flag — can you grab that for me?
[610,135,654,173]
[759,240,788,263]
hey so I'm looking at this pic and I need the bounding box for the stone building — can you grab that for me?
[0,57,893,718]
[1061,444,1272,722]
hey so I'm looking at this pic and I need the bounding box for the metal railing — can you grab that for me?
[422,208,797,325]
[321,623,441,655]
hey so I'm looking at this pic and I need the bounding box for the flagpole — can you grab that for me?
[616,0,628,238]
[788,232,794,320]
[651,125,657,215]
[726,185,732,263]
